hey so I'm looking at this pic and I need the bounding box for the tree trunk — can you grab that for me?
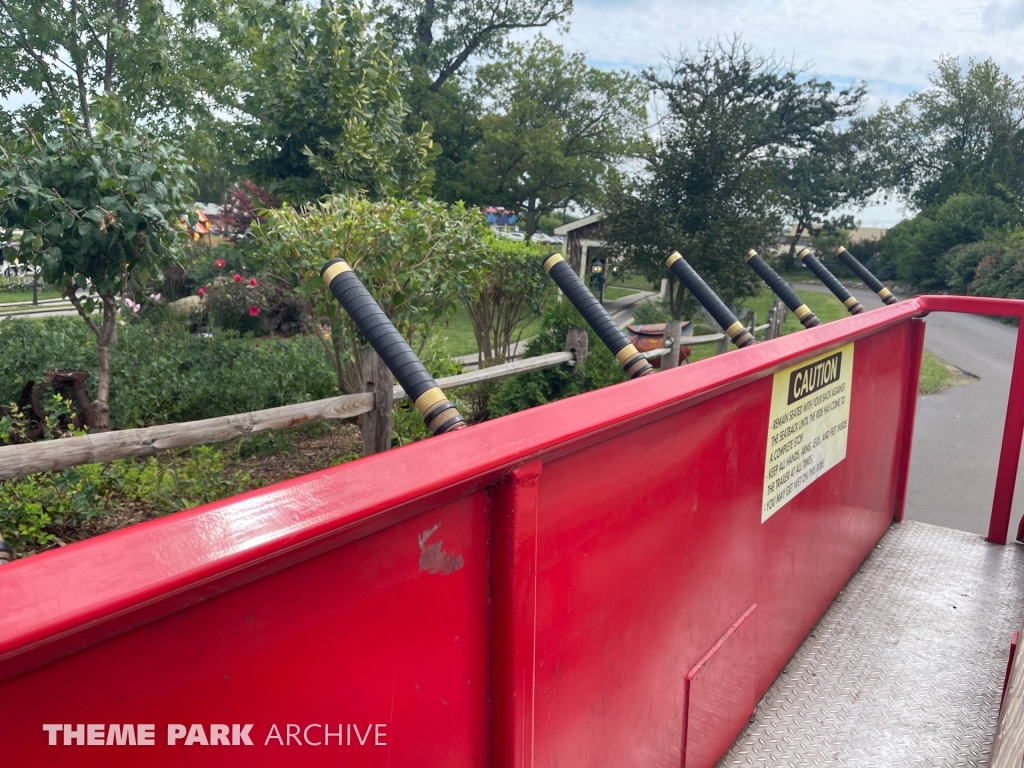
[525,199,537,239]
[92,296,118,431]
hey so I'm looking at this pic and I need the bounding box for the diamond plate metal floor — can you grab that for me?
[719,521,1024,767]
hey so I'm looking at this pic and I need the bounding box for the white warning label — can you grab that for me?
[761,343,854,523]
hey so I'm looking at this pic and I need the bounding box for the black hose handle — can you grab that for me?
[321,259,465,435]
[542,253,653,379]
[797,248,864,315]
[833,246,898,305]
[743,250,819,329]
[664,252,755,348]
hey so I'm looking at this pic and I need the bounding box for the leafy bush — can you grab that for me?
[254,196,488,393]
[878,193,1021,288]
[488,300,626,418]
[0,275,51,293]
[631,296,672,324]
[965,243,1024,300]
[0,446,255,549]
[0,317,337,428]
[465,237,552,364]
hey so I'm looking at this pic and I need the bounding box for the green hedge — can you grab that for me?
[0,317,337,428]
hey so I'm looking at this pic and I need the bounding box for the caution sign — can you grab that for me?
[762,343,854,523]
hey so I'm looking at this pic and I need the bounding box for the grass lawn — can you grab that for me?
[603,286,640,302]
[0,290,64,305]
[919,350,975,395]
[608,274,660,291]
[438,304,546,357]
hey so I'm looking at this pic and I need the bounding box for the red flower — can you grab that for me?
[249,278,258,287]
[249,305,260,317]
[197,287,206,297]
[214,259,226,269]
[233,273,242,283]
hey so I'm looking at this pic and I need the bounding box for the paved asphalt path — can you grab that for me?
[797,281,1022,538]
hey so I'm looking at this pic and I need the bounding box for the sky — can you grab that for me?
[548,0,1024,228]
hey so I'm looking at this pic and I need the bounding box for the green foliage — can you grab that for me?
[631,296,672,325]
[0,121,190,297]
[604,38,864,319]
[780,114,881,270]
[0,119,192,428]
[465,237,552,363]
[254,196,488,393]
[878,56,1024,209]
[0,445,254,549]
[487,299,625,417]
[469,37,648,235]
[205,0,434,202]
[0,0,209,133]
[960,241,1024,300]
[0,317,338,428]
[878,193,1021,287]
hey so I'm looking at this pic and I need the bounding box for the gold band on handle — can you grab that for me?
[543,254,565,273]
[794,304,812,320]
[797,247,812,260]
[744,249,758,263]
[321,260,351,287]
[878,287,894,300]
[413,387,447,417]
[843,296,860,309]
[665,252,682,267]
[614,344,641,365]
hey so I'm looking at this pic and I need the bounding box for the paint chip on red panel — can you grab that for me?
[418,523,464,575]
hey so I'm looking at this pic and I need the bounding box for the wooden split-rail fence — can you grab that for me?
[0,306,782,481]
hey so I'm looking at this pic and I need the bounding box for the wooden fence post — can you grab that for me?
[564,327,589,371]
[361,349,393,456]
[662,318,681,369]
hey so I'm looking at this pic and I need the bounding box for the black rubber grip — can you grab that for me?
[798,248,863,315]
[0,539,13,564]
[665,253,755,348]
[543,254,653,379]
[744,250,819,329]
[833,247,898,305]
[320,259,465,435]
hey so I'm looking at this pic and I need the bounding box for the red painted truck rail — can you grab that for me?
[2,295,1023,767]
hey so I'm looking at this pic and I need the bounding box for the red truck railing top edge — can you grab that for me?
[4,294,1024,677]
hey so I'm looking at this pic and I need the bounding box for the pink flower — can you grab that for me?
[198,288,206,297]
[233,273,242,283]
[214,259,226,269]
[248,305,260,317]
[249,278,257,287]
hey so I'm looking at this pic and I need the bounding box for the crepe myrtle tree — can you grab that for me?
[0,119,191,430]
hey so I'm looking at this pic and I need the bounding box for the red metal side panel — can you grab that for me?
[531,325,909,767]
[0,493,491,767]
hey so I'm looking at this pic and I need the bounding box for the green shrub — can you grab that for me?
[488,300,626,418]
[0,317,337,428]
[465,237,552,364]
[0,445,255,549]
[254,196,488,393]
[631,296,672,324]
